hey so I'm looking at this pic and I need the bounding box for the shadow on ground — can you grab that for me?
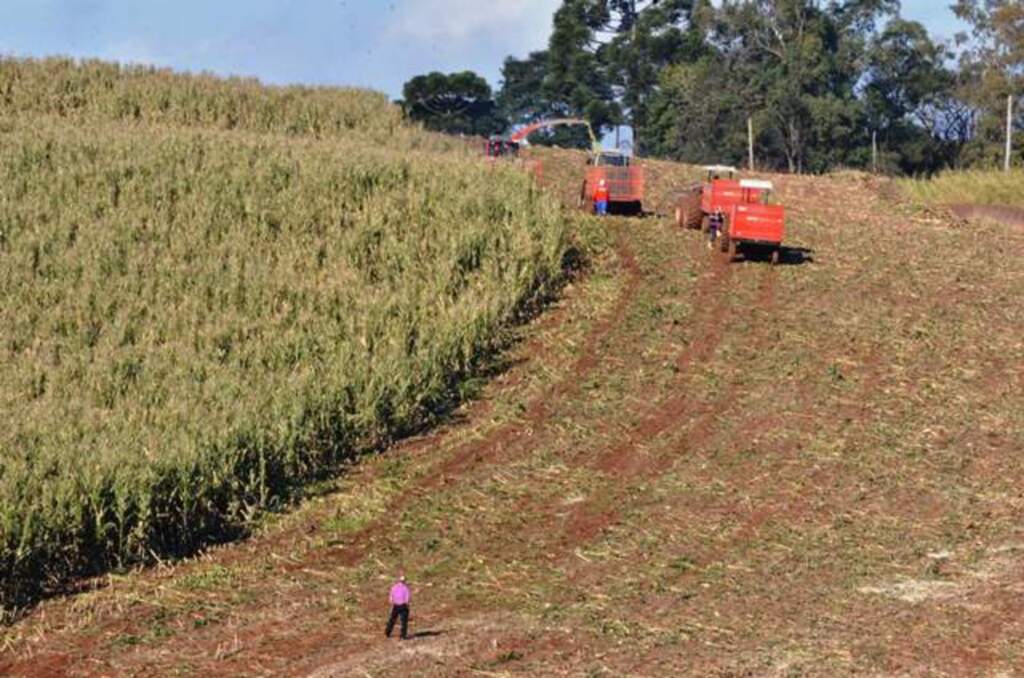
[733,244,815,266]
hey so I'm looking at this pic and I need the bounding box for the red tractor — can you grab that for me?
[579,151,645,215]
[675,165,762,232]
[718,179,785,265]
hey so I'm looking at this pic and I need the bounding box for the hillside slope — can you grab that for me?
[0,59,571,614]
[3,149,1023,675]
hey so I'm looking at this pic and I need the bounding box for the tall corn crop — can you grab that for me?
[0,59,570,615]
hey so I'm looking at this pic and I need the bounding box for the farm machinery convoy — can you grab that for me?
[487,120,785,262]
[486,119,645,215]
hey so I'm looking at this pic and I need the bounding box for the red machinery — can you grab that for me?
[484,137,520,158]
[511,118,598,147]
[580,151,645,215]
[485,118,599,158]
[719,179,785,264]
[486,119,645,215]
[676,166,762,231]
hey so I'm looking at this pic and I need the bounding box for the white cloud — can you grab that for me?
[386,0,557,53]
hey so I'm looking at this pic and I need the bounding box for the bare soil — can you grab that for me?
[948,203,1024,229]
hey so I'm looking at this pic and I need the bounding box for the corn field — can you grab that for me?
[0,59,570,614]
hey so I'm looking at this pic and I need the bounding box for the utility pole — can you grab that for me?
[747,117,755,171]
[872,130,878,174]
[1006,94,1014,173]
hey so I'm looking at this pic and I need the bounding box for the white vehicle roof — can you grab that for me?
[740,179,774,191]
[703,165,738,174]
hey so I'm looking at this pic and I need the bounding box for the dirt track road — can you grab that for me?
[4,167,1024,676]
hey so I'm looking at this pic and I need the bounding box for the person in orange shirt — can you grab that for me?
[593,179,610,216]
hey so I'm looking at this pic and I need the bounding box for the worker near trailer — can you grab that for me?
[708,207,725,248]
[594,178,610,216]
[385,574,411,640]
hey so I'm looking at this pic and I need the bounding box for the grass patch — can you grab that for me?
[899,168,1024,208]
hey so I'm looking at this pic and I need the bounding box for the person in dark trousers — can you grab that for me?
[385,574,411,640]
[708,208,725,248]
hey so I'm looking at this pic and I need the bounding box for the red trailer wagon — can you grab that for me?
[580,151,645,215]
[720,179,786,265]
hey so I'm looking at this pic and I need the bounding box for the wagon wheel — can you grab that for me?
[771,248,780,266]
[674,206,683,228]
[701,214,710,233]
[727,239,738,260]
[578,180,590,213]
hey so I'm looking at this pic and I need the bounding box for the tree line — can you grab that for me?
[401,0,1022,176]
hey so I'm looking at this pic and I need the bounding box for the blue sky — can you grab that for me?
[0,1,967,100]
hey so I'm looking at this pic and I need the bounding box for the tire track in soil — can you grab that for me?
[325,228,642,568]
[558,239,763,549]
[287,228,747,677]
[208,223,735,676]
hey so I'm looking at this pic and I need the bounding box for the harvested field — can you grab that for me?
[3,143,1024,676]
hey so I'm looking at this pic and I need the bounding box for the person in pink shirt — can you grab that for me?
[385,574,411,640]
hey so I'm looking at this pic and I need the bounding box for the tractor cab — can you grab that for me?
[738,179,773,204]
[703,164,737,181]
[591,151,631,167]
[700,164,761,216]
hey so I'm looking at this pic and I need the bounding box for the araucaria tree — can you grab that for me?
[401,71,507,136]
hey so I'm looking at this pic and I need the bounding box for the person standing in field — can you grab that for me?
[708,207,725,249]
[594,178,610,216]
[385,574,411,640]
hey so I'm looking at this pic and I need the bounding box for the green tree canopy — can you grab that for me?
[953,0,1023,166]
[497,0,1011,174]
[401,71,507,137]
